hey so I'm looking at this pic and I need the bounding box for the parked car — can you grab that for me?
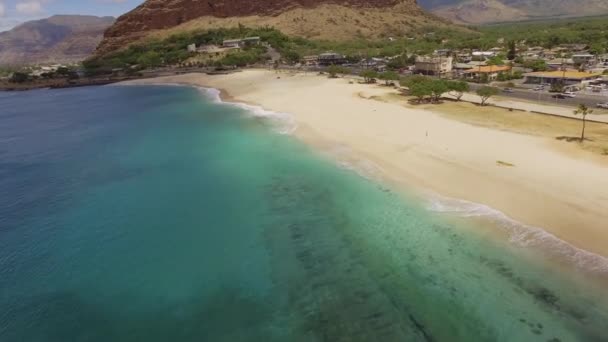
[552,94,566,99]
[597,102,608,109]
[503,88,514,93]
[532,86,544,91]
[561,91,577,98]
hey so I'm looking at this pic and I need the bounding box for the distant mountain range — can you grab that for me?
[0,15,114,66]
[418,0,608,24]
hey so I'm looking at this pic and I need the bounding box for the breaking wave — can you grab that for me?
[199,87,297,135]
[427,194,608,275]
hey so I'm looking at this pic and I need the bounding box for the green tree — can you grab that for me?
[428,79,448,103]
[476,86,499,106]
[282,49,301,64]
[507,40,517,61]
[486,56,505,66]
[573,104,593,141]
[511,71,523,79]
[9,72,29,83]
[497,72,507,81]
[446,80,469,101]
[547,35,561,49]
[409,82,432,103]
[479,73,489,84]
[361,69,378,83]
[524,60,548,72]
[400,74,429,89]
[588,44,606,56]
[550,81,564,93]
[387,55,407,70]
[378,71,399,86]
[137,51,162,68]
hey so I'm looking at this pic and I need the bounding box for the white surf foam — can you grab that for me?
[319,143,386,182]
[198,87,297,135]
[120,83,297,135]
[427,193,608,274]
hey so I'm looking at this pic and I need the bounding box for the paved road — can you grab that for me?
[468,83,608,109]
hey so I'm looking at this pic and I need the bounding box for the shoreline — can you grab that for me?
[117,70,608,273]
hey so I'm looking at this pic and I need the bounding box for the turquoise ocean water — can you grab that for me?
[0,85,607,341]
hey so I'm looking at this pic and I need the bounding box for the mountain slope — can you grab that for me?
[96,0,453,55]
[419,0,608,24]
[0,15,114,66]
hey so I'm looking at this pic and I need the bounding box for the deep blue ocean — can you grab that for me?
[1,85,607,341]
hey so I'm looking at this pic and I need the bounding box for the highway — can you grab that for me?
[468,83,608,109]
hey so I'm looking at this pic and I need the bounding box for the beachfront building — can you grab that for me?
[318,52,347,66]
[302,55,319,66]
[415,56,453,76]
[523,71,603,86]
[462,65,511,81]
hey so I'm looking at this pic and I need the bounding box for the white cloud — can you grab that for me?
[0,2,5,17]
[16,1,44,16]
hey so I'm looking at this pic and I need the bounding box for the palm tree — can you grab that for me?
[573,104,594,142]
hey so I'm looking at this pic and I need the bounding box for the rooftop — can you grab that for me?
[463,65,511,73]
[524,71,603,79]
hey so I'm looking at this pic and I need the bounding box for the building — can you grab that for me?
[462,65,511,81]
[187,44,197,52]
[457,53,472,63]
[318,52,347,66]
[302,55,319,66]
[415,56,453,76]
[221,36,261,49]
[242,37,261,46]
[222,39,244,48]
[472,51,497,59]
[572,54,595,65]
[523,71,602,86]
[558,44,588,53]
[433,49,452,57]
[198,44,225,54]
[545,58,574,70]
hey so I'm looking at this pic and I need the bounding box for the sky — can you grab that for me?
[0,0,143,31]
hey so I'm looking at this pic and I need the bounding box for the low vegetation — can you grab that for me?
[476,86,499,106]
[84,26,292,75]
[400,76,469,104]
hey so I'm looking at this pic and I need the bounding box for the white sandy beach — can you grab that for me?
[120,69,608,264]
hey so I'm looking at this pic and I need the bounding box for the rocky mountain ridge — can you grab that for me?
[97,0,446,55]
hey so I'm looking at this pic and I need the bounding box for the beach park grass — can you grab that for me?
[383,94,608,158]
